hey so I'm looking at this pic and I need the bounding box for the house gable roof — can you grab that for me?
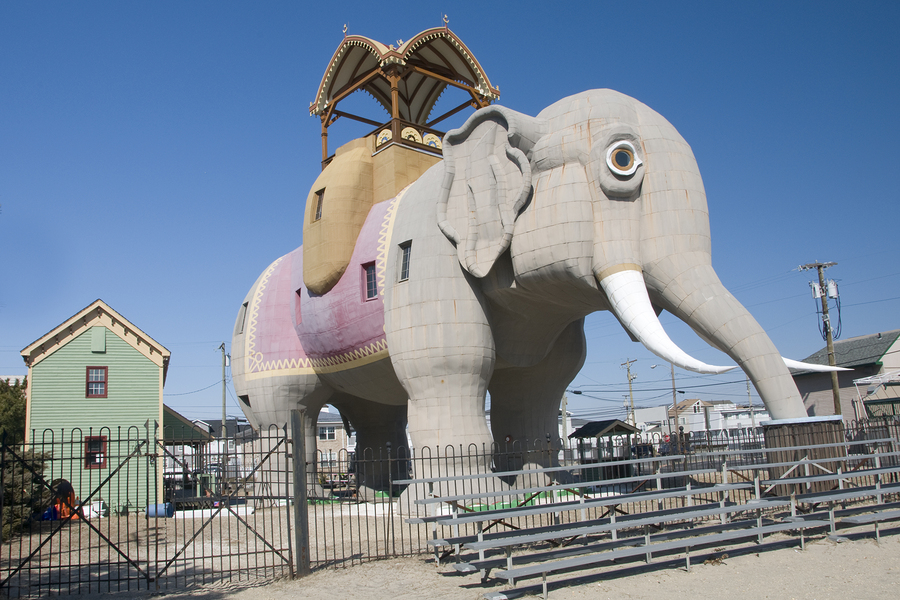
[794,329,900,373]
[204,418,254,439]
[569,419,639,439]
[163,405,213,444]
[20,299,171,381]
[668,398,706,418]
[318,411,345,425]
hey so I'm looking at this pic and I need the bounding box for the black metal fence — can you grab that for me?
[2,418,899,596]
[0,425,294,598]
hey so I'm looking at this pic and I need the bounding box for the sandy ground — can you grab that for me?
[57,528,900,600]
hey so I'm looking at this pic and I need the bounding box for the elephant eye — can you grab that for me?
[606,141,642,176]
[614,148,633,169]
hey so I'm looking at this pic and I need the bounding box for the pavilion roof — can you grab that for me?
[310,26,499,125]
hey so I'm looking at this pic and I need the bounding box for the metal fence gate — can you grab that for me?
[0,425,295,598]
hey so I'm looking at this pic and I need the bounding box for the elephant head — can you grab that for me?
[437,89,839,420]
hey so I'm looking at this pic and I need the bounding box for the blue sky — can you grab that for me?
[2,1,898,424]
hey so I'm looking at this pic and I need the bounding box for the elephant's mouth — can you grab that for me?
[594,268,735,374]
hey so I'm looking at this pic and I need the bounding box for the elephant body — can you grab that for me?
[233,89,819,479]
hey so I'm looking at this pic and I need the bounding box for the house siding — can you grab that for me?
[28,326,161,512]
[797,365,883,420]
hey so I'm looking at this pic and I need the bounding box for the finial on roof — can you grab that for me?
[342,23,348,37]
[396,39,404,46]
[443,14,449,28]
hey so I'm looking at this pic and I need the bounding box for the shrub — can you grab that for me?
[1,446,52,539]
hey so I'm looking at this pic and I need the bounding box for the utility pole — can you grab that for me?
[799,261,842,415]
[219,343,228,439]
[560,393,569,453]
[652,363,682,435]
[746,379,755,428]
[670,364,677,435]
[622,359,637,426]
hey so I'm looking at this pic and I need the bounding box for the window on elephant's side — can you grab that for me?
[314,189,324,221]
[294,289,302,324]
[399,241,411,281]
[235,302,248,335]
[362,262,377,300]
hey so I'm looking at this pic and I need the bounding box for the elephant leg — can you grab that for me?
[383,168,500,474]
[645,261,807,419]
[489,319,586,474]
[232,372,334,498]
[386,275,497,457]
[329,396,409,497]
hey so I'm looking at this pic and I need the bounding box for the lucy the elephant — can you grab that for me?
[233,89,836,485]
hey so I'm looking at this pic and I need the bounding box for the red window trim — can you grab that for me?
[84,435,107,469]
[86,366,108,398]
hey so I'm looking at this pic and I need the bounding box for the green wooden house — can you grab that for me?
[20,299,172,512]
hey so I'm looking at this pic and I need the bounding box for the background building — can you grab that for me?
[635,398,768,435]
[20,299,171,511]
[317,407,355,472]
[792,329,900,420]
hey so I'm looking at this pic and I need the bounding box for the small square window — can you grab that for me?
[86,367,108,398]
[399,241,412,281]
[363,263,377,300]
[319,426,335,441]
[85,436,107,469]
[314,189,325,221]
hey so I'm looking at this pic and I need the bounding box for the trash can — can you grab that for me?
[146,502,175,518]
[197,474,215,497]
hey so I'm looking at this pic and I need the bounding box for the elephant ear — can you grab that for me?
[437,106,545,278]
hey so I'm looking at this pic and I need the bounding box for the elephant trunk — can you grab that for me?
[596,269,735,374]
[644,261,808,419]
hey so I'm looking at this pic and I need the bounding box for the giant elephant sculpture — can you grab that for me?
[232,89,838,481]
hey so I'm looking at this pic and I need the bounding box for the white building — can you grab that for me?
[635,398,768,435]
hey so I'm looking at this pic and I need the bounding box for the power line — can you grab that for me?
[572,378,756,394]
[844,296,900,307]
[164,380,222,396]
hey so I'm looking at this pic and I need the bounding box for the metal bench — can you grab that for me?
[412,468,748,563]
[840,508,900,542]
[455,499,788,578]
[431,481,731,528]
[787,482,900,534]
[485,518,829,600]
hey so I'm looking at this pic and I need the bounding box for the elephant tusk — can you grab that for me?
[597,269,736,375]
[782,357,852,372]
